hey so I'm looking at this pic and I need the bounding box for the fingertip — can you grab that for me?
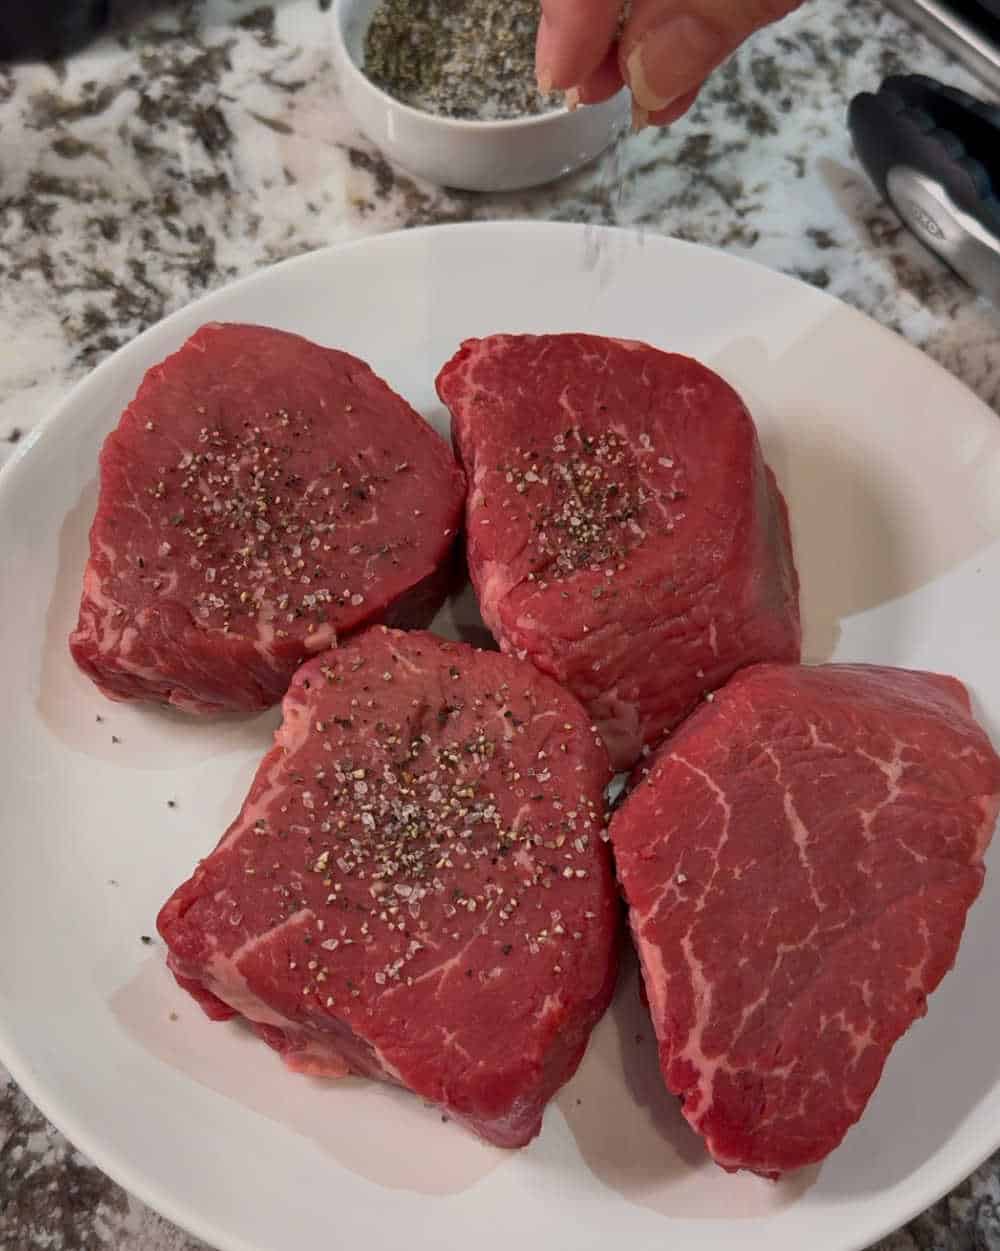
[535,0,623,92]
[617,8,723,113]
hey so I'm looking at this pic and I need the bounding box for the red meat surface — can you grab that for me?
[610,662,1000,1178]
[437,333,801,771]
[71,323,465,713]
[158,627,620,1147]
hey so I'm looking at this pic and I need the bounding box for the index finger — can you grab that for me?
[536,0,624,91]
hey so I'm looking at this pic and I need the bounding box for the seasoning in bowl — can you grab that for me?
[363,0,561,121]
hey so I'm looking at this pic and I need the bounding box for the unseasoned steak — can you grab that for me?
[437,333,801,771]
[70,323,465,713]
[158,627,620,1147]
[610,662,1000,1178]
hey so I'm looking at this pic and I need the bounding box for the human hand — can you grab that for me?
[536,0,803,128]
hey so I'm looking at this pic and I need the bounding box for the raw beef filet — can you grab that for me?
[70,323,465,714]
[437,334,800,771]
[157,627,619,1147]
[609,662,1000,1178]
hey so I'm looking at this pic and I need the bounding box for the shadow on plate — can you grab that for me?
[708,337,900,664]
[760,424,904,665]
[110,957,507,1197]
[111,888,1000,1216]
[814,848,1000,1198]
[112,946,813,1214]
[560,898,1000,1209]
[556,949,819,1219]
[434,576,497,652]
[711,330,1000,665]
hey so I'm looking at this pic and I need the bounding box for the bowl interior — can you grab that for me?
[335,0,584,132]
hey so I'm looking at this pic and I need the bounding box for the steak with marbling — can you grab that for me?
[610,662,1000,1177]
[71,323,465,713]
[437,333,800,770]
[158,627,620,1147]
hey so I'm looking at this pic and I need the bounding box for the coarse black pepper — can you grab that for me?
[134,411,408,636]
[363,0,560,121]
[497,427,685,580]
[228,639,610,996]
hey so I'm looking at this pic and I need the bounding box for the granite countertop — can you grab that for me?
[0,1,998,1248]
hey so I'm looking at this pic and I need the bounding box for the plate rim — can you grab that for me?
[4,219,998,493]
[1,219,997,1251]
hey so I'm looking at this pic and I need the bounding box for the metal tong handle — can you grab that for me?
[847,74,1000,303]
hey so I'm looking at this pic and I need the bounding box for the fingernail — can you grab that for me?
[565,86,581,111]
[626,15,723,112]
[631,102,649,133]
[537,66,554,94]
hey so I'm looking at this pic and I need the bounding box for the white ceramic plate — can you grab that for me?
[1,223,999,1251]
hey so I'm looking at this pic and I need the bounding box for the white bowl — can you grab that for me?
[332,0,630,193]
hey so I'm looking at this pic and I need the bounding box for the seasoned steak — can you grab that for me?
[610,662,1000,1178]
[70,323,465,713]
[437,333,801,771]
[157,627,620,1147]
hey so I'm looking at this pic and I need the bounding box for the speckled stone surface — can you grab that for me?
[0,1,998,1248]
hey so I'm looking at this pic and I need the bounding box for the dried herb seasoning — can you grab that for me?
[363,0,561,121]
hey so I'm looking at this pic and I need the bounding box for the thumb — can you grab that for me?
[620,0,803,121]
